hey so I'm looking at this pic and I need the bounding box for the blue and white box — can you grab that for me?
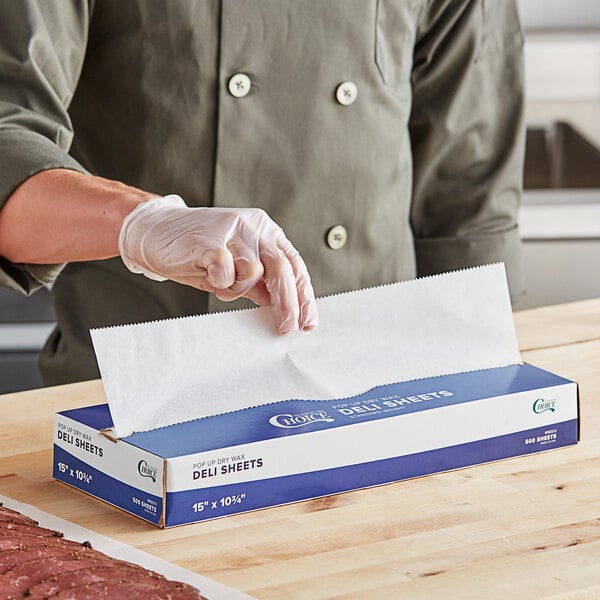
[53,363,579,527]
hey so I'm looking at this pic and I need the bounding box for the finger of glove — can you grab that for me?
[261,245,300,335]
[277,237,319,331]
[214,255,265,302]
[197,247,236,290]
[296,271,319,331]
[244,280,271,308]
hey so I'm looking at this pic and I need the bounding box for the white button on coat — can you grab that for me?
[326,225,348,250]
[335,81,358,106]
[228,73,251,98]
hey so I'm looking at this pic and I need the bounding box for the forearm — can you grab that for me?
[0,169,155,264]
[0,169,318,334]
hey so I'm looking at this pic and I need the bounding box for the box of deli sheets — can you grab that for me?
[53,363,579,527]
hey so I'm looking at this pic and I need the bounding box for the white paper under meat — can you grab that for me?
[0,494,254,600]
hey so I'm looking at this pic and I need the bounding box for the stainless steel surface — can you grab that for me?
[0,353,46,394]
[524,121,600,189]
[0,286,55,323]
[523,32,600,103]
[0,287,55,394]
[518,0,600,31]
[516,121,600,310]
[516,240,600,310]
[0,323,56,351]
[519,191,600,240]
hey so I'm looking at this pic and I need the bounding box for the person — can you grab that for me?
[0,0,525,386]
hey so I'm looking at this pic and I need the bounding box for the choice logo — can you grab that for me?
[269,410,334,429]
[137,459,158,482]
[532,398,556,414]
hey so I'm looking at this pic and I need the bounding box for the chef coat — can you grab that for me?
[0,0,525,385]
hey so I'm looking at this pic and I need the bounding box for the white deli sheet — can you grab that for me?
[0,494,254,600]
[91,263,522,438]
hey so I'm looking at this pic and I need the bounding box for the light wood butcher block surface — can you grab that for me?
[1,299,599,599]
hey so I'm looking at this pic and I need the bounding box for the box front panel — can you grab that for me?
[163,418,579,526]
[162,382,578,526]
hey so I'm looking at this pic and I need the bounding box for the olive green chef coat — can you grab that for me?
[0,0,525,385]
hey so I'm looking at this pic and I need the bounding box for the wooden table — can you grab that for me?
[1,299,599,599]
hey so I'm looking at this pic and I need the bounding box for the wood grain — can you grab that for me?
[1,299,599,599]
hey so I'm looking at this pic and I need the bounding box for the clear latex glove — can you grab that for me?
[118,195,318,335]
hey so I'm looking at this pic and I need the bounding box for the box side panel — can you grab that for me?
[54,446,163,525]
[53,414,164,525]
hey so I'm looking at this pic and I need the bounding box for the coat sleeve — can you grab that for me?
[408,0,525,297]
[0,1,91,294]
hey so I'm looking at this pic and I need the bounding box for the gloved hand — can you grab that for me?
[118,195,318,335]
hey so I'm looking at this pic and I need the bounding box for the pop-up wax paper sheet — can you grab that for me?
[90,263,521,437]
